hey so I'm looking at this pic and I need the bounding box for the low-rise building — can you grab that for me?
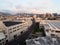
[39,20,60,38]
[0,19,32,45]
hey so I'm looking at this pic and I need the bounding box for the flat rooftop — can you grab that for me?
[3,21,22,27]
[47,20,60,30]
[40,20,60,30]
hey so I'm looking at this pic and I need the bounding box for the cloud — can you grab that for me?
[13,0,53,13]
[4,0,54,13]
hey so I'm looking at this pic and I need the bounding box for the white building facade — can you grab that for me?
[0,19,32,45]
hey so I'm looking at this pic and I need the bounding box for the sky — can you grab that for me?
[0,0,60,13]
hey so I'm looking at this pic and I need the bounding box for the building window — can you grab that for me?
[13,27,16,29]
[17,29,19,30]
[10,32,12,33]
[3,31,6,34]
[0,40,1,42]
[51,34,55,37]
[17,26,19,28]
[21,31,23,34]
[46,30,49,32]
[5,35,7,38]
[51,30,54,32]
[13,30,16,32]
[14,35,17,39]
[2,39,4,41]
[2,42,4,44]
[6,40,8,43]
[9,29,12,30]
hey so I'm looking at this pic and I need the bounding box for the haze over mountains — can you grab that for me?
[0,10,39,15]
[0,10,60,16]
